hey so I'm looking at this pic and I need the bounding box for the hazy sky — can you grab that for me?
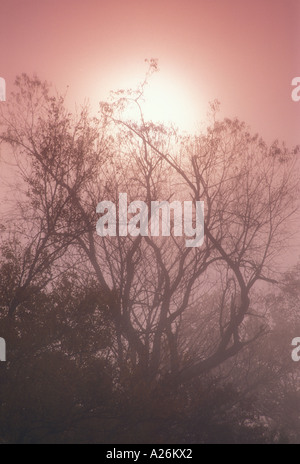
[0,0,300,143]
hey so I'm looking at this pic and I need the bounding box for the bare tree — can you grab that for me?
[0,73,298,389]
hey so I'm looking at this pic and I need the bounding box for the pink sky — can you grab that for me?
[0,0,300,144]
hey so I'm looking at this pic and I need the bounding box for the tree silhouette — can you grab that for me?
[0,73,299,443]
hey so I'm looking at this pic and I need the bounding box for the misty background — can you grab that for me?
[0,0,299,444]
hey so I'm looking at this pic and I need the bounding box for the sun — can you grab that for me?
[134,70,200,133]
[89,63,204,134]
